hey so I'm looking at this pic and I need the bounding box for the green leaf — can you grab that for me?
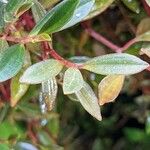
[0,44,25,82]
[0,2,6,32]
[82,53,149,75]
[63,68,84,94]
[10,51,31,107]
[20,59,63,84]
[32,0,46,23]
[0,121,19,140]
[5,0,33,22]
[75,82,102,121]
[121,0,140,14]
[0,144,9,150]
[85,0,114,20]
[0,39,9,53]
[30,0,79,35]
[59,0,95,31]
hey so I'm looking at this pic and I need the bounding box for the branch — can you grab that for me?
[85,27,137,53]
[41,42,83,69]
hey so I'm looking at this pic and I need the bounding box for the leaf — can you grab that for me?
[85,0,114,20]
[145,0,150,7]
[98,75,125,106]
[136,18,150,36]
[0,2,6,32]
[140,43,150,58]
[121,0,140,14]
[136,31,150,42]
[82,53,149,75]
[0,44,25,82]
[10,51,31,107]
[75,82,102,121]
[0,121,19,140]
[20,59,63,84]
[4,0,33,22]
[0,39,9,53]
[39,78,58,111]
[30,0,79,35]
[59,0,95,31]
[14,142,38,150]
[32,0,46,23]
[63,68,84,94]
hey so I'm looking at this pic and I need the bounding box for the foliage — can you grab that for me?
[0,0,150,149]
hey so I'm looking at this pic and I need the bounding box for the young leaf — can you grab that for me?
[121,0,140,14]
[0,44,25,82]
[85,0,114,20]
[75,82,102,121]
[40,78,58,111]
[30,0,79,35]
[10,51,31,107]
[20,59,63,84]
[82,53,149,75]
[98,75,125,106]
[59,0,95,31]
[63,68,84,94]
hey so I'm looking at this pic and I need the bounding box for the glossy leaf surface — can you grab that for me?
[30,0,79,35]
[0,44,25,82]
[75,82,102,121]
[20,59,63,84]
[82,53,149,75]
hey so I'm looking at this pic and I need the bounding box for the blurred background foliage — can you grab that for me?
[0,0,150,150]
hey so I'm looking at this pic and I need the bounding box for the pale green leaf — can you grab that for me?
[20,59,63,84]
[136,31,150,42]
[82,53,149,75]
[10,51,31,107]
[85,0,114,20]
[0,44,25,82]
[75,82,102,121]
[0,39,9,53]
[30,0,79,35]
[63,68,84,94]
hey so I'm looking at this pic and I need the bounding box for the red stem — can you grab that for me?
[85,27,137,53]
[42,42,82,68]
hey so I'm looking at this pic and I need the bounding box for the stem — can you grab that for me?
[85,27,137,53]
[42,42,83,69]
[85,28,120,52]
